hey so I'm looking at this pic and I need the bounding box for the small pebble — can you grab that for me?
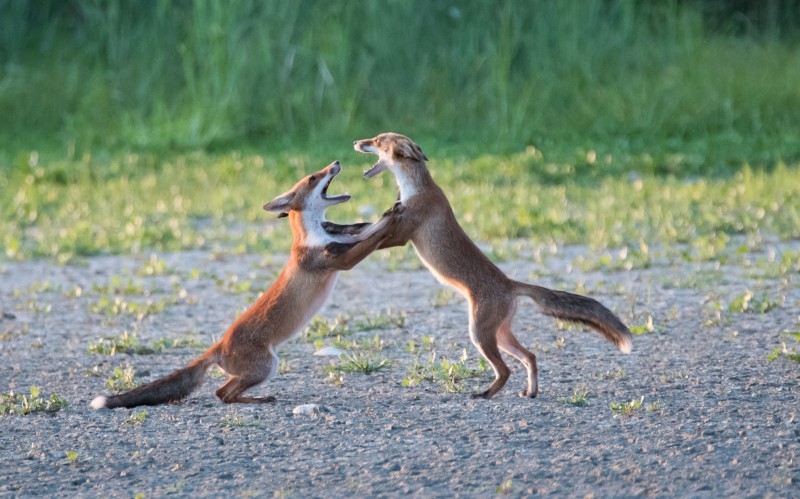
[293,404,329,416]
[313,346,346,357]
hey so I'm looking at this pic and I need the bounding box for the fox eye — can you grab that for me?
[308,175,316,184]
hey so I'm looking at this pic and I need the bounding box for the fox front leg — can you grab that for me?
[321,221,371,236]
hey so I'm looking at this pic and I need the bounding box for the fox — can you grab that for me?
[342,132,632,399]
[91,161,399,409]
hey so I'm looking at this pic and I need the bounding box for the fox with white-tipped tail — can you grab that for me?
[91,161,400,409]
[336,132,632,399]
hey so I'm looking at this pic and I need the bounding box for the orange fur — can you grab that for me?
[92,161,399,409]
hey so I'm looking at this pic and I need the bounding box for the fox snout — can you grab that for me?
[328,160,341,175]
[353,140,374,154]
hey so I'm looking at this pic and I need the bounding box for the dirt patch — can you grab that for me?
[1,241,798,497]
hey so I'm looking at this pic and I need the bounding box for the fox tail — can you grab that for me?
[513,281,632,354]
[91,348,217,409]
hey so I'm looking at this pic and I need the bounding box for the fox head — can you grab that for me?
[353,133,428,179]
[263,161,351,219]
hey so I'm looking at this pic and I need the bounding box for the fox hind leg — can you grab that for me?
[496,310,538,398]
[215,352,277,404]
[215,375,276,404]
[468,302,511,399]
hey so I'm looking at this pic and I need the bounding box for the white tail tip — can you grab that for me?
[90,396,108,409]
[619,337,632,354]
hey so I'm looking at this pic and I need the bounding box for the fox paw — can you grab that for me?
[383,202,405,217]
[321,221,343,234]
[470,390,492,399]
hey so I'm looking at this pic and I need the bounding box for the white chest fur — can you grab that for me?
[390,166,417,201]
[302,212,332,247]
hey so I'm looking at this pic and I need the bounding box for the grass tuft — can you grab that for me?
[767,332,800,363]
[105,366,141,393]
[0,386,68,416]
[728,290,781,314]
[630,315,656,335]
[353,309,406,332]
[325,352,390,375]
[403,351,489,393]
[124,410,149,426]
[559,385,590,407]
[88,331,205,356]
[304,315,351,341]
[610,396,644,417]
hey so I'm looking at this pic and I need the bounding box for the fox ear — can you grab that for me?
[396,140,428,162]
[263,191,296,214]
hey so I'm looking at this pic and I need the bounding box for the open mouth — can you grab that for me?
[321,169,351,204]
[353,141,386,179]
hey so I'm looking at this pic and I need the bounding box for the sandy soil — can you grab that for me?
[1,240,798,497]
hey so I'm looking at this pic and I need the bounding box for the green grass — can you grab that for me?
[496,479,514,495]
[0,322,29,341]
[630,315,656,335]
[2,148,799,262]
[352,309,406,332]
[609,396,663,416]
[325,352,390,375]
[610,396,644,417]
[2,1,800,155]
[91,276,145,296]
[0,386,68,416]
[1,3,799,263]
[88,330,206,356]
[220,413,261,428]
[105,366,141,392]
[89,296,173,319]
[559,385,591,407]
[430,289,455,308]
[728,289,782,314]
[124,410,149,426]
[403,351,489,393]
[767,332,800,363]
[304,315,351,342]
[595,368,627,380]
[304,310,405,343]
[321,334,390,374]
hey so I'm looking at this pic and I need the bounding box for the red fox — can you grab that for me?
[347,133,632,399]
[91,161,399,409]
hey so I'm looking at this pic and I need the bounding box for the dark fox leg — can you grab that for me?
[321,221,371,235]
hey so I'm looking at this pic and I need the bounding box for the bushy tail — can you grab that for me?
[514,282,632,354]
[91,349,217,410]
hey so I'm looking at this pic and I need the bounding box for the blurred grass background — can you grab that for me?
[1,0,799,261]
[2,0,799,159]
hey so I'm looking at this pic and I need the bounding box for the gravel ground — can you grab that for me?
[1,240,798,497]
